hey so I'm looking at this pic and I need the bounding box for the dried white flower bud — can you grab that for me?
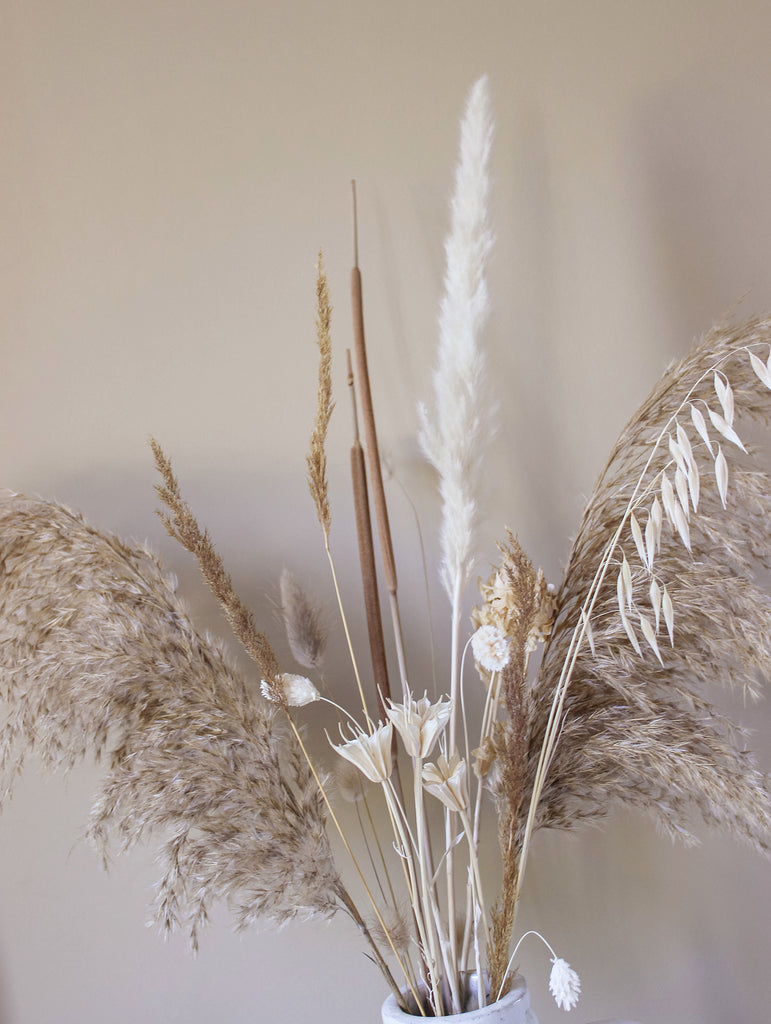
[471,624,510,672]
[261,673,320,707]
[549,957,581,1012]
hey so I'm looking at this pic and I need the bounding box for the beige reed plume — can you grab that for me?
[0,495,341,948]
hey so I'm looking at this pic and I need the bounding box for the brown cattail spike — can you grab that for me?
[349,184,397,596]
[347,349,391,713]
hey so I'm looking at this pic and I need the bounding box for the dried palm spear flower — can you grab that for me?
[527,318,771,852]
[0,495,341,948]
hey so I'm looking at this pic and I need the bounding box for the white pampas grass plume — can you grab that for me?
[418,74,494,599]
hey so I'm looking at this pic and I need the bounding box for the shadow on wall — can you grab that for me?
[633,62,771,345]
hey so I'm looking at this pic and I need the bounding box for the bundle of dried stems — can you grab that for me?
[2,75,771,1018]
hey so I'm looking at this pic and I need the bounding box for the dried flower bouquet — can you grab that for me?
[2,76,771,1018]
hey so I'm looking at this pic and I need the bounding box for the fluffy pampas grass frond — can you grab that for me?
[530,318,771,852]
[0,496,341,947]
[419,73,494,599]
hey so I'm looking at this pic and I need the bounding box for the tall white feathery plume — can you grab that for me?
[417,74,495,999]
[418,73,495,601]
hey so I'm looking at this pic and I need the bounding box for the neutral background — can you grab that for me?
[3,2,771,1022]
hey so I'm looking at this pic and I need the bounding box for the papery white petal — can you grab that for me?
[715,445,729,508]
[630,513,647,569]
[621,607,642,656]
[650,578,662,632]
[386,693,452,759]
[639,613,664,666]
[668,434,688,478]
[714,371,734,425]
[662,587,675,645]
[676,422,693,469]
[687,459,700,512]
[708,407,747,452]
[331,722,394,783]
[672,499,691,551]
[621,554,633,612]
[644,513,657,570]
[674,467,690,521]
[422,751,468,812]
[661,471,677,529]
[749,349,771,390]
[691,403,714,456]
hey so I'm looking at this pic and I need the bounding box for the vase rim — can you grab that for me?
[381,974,530,1022]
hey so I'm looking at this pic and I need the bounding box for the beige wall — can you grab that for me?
[2,2,771,1022]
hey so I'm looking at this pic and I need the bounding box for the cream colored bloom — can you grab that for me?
[331,721,393,784]
[470,624,510,672]
[386,692,452,759]
[422,751,468,812]
[549,957,581,1011]
[260,673,320,707]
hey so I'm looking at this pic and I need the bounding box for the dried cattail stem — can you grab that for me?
[350,184,397,595]
[347,349,391,714]
[350,182,410,699]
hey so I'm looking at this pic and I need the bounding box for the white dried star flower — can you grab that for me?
[422,751,468,812]
[330,722,393,784]
[260,673,320,707]
[471,624,510,672]
[386,692,452,759]
[549,957,581,1012]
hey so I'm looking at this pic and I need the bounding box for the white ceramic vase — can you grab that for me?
[381,976,538,1024]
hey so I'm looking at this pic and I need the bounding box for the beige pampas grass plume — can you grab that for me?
[0,495,341,947]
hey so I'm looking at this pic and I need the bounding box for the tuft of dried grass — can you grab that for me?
[527,318,771,853]
[0,495,341,947]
